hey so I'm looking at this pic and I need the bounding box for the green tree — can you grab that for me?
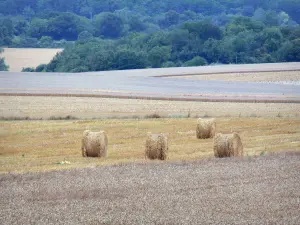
[10,36,38,47]
[78,31,93,41]
[0,18,14,45]
[232,31,258,53]
[0,48,9,71]
[148,46,171,68]
[162,61,176,68]
[182,21,222,40]
[22,67,35,72]
[253,8,266,21]
[280,39,300,61]
[203,38,222,63]
[183,56,207,67]
[113,48,149,70]
[38,36,53,47]
[181,10,202,21]
[70,66,89,73]
[35,64,47,72]
[218,38,236,64]
[26,18,48,39]
[260,54,275,63]
[128,16,147,32]
[278,11,290,25]
[169,29,189,52]
[46,52,64,72]
[47,13,93,40]
[0,58,9,71]
[263,10,279,26]
[146,32,170,49]
[262,27,283,52]
[225,16,265,36]
[160,10,180,28]
[12,17,28,36]
[23,6,35,20]
[94,12,124,38]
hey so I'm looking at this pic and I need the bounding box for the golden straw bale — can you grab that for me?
[145,133,168,160]
[196,118,216,139]
[213,132,243,158]
[82,130,108,157]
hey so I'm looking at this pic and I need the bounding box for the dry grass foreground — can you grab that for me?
[1,48,63,72]
[1,96,300,119]
[0,152,299,225]
[1,118,300,173]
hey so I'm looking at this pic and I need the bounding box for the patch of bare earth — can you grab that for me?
[0,152,299,225]
[1,48,63,72]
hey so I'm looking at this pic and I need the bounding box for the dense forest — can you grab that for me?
[0,0,300,72]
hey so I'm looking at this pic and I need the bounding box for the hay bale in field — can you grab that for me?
[213,132,243,158]
[145,133,168,160]
[82,130,108,157]
[196,118,216,139]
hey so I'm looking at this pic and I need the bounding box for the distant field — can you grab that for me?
[1,118,300,173]
[170,71,300,84]
[1,96,300,119]
[1,63,299,224]
[1,48,63,72]
[0,63,300,173]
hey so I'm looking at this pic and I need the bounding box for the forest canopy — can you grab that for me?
[0,0,300,72]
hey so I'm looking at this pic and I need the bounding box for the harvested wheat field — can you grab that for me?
[0,152,299,224]
[1,118,300,173]
[169,71,300,84]
[1,63,300,102]
[0,63,300,224]
[1,96,300,119]
[1,48,63,72]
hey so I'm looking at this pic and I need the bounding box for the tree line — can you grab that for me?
[25,18,300,72]
[0,0,299,72]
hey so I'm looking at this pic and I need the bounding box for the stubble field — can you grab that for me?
[1,152,299,225]
[171,70,300,84]
[1,96,300,120]
[1,117,300,173]
[1,64,300,224]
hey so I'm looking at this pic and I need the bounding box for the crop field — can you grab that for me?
[1,63,300,224]
[1,96,300,119]
[1,117,300,173]
[1,48,63,72]
[171,71,300,83]
[1,152,299,225]
[1,63,300,102]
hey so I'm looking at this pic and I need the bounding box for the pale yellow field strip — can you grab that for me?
[1,48,63,72]
[1,96,300,119]
[168,71,300,83]
[1,118,299,173]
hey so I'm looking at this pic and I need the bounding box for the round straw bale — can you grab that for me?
[145,133,168,160]
[82,130,108,157]
[196,118,216,139]
[213,132,243,158]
